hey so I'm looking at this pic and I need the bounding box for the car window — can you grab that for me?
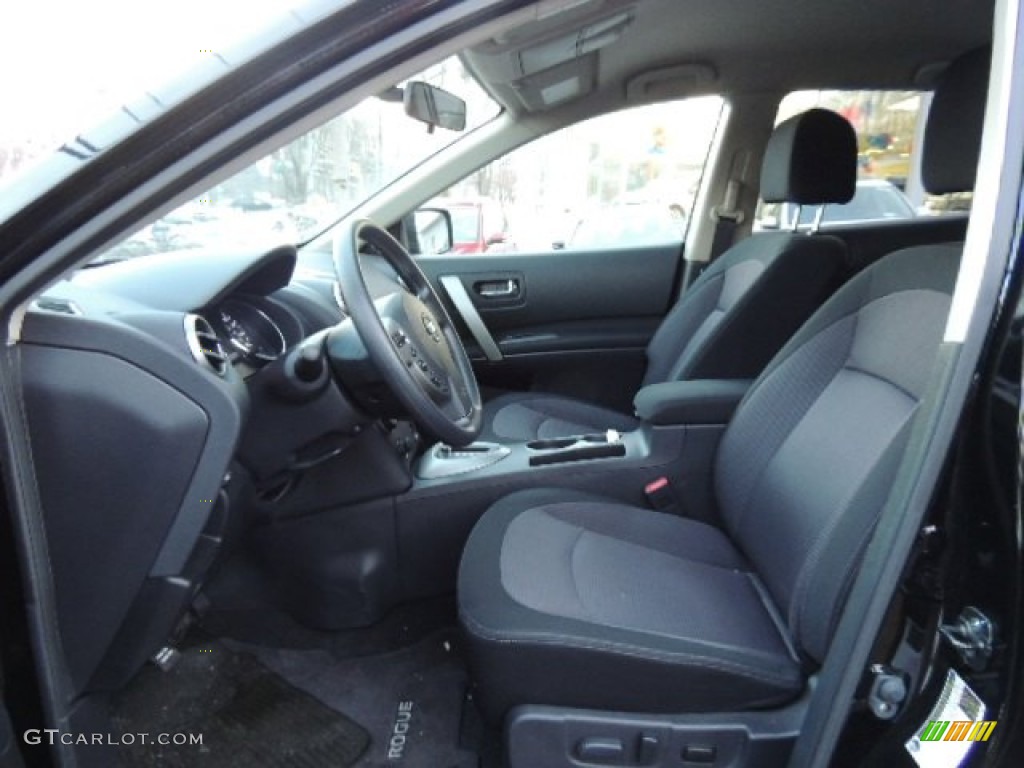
[791,180,917,227]
[87,56,499,267]
[451,207,481,243]
[424,96,723,254]
[757,89,972,230]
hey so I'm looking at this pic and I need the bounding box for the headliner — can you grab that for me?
[465,0,994,113]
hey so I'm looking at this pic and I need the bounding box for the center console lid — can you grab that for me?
[633,379,752,426]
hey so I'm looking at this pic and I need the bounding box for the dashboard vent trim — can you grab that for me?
[31,297,82,316]
[184,314,228,377]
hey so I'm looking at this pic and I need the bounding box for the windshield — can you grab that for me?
[2,1,314,192]
[90,56,499,265]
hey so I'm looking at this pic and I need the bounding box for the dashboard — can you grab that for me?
[23,240,393,523]
[17,241,414,698]
[34,240,412,489]
[58,243,350,373]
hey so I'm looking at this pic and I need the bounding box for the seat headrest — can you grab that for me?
[760,108,857,205]
[922,47,990,195]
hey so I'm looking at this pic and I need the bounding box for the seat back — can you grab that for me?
[713,48,989,663]
[643,109,857,385]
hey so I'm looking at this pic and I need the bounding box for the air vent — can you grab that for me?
[184,314,228,376]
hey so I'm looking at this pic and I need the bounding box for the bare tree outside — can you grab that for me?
[272,126,334,204]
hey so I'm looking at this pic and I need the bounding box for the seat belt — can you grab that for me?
[709,184,743,261]
[682,152,750,290]
[708,151,752,262]
[683,179,743,290]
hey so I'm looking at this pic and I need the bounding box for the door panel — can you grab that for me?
[412,97,722,407]
[418,243,681,408]
[421,243,678,332]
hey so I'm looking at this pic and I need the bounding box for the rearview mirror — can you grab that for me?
[404,82,467,132]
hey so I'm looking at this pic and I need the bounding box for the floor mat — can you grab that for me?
[237,628,483,768]
[199,593,457,657]
[111,636,369,767]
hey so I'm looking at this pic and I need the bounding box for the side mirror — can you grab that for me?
[411,208,454,254]
[404,82,467,132]
[551,241,566,250]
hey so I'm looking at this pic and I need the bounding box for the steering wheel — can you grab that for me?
[332,218,482,446]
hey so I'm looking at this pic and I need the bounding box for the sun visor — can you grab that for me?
[519,12,632,74]
[466,4,634,85]
[509,55,598,111]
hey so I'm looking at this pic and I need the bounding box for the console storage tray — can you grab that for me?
[527,434,626,466]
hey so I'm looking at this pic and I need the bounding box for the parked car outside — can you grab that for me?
[557,201,686,250]
[759,178,916,229]
[432,197,514,254]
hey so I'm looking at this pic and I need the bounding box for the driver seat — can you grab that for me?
[478,108,857,442]
[457,48,987,722]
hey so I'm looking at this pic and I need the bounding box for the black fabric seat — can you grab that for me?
[460,489,805,716]
[458,48,988,722]
[480,108,857,442]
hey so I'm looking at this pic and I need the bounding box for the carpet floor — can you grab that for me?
[111,633,369,767]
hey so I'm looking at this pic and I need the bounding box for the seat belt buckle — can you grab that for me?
[644,476,682,515]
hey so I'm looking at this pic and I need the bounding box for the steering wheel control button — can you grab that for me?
[421,312,442,343]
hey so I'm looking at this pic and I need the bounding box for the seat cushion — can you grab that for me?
[458,489,804,721]
[479,392,639,442]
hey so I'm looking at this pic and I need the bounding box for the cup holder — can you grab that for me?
[527,437,577,451]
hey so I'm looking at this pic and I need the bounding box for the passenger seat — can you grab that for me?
[480,108,858,442]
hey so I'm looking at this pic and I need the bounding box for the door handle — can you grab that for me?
[475,279,519,298]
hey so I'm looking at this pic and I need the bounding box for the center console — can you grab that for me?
[415,429,628,479]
